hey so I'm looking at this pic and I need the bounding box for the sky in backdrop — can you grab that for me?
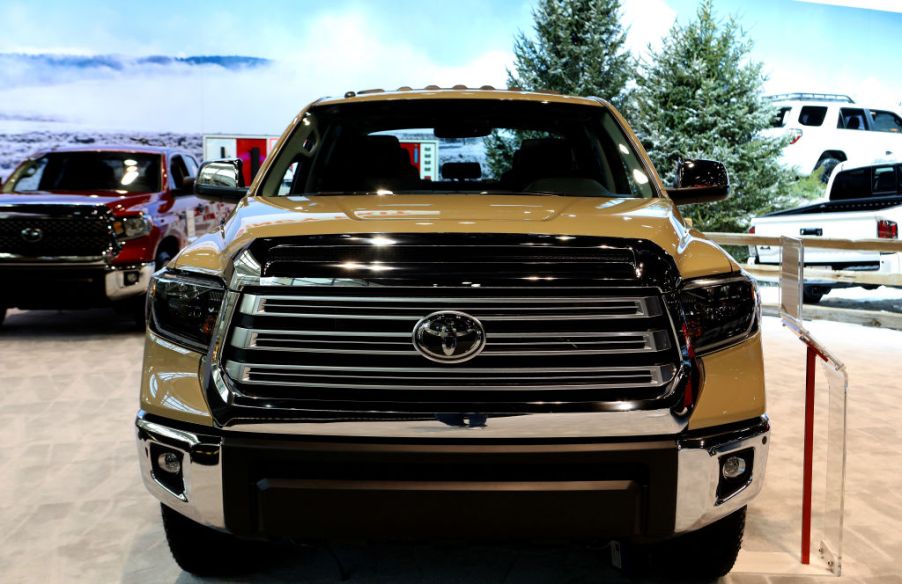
[0,0,898,133]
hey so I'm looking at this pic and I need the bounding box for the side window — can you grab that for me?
[837,108,867,130]
[183,155,199,177]
[798,106,827,127]
[278,161,299,195]
[830,167,870,200]
[872,166,897,195]
[169,155,189,188]
[771,106,792,128]
[870,110,902,133]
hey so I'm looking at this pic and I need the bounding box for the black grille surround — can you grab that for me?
[210,233,692,425]
[0,203,118,259]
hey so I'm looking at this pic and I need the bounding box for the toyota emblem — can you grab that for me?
[412,310,486,363]
[20,227,44,243]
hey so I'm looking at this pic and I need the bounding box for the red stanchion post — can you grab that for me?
[801,345,817,564]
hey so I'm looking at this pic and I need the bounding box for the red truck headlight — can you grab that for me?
[148,270,225,351]
[680,273,759,354]
[113,212,153,240]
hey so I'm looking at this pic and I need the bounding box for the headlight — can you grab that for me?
[113,213,153,240]
[148,270,225,351]
[680,273,759,354]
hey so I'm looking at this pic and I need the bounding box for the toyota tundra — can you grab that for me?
[136,88,768,579]
[0,145,232,325]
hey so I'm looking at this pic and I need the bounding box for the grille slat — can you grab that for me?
[260,238,639,281]
[241,294,658,321]
[226,360,671,391]
[231,326,666,356]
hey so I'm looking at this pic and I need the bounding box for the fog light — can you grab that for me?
[125,271,140,285]
[722,455,747,479]
[157,452,181,474]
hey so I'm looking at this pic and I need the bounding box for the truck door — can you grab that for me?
[867,109,902,162]
[837,107,882,164]
[170,154,214,240]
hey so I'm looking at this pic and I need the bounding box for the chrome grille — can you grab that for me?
[218,234,683,412]
[222,287,680,409]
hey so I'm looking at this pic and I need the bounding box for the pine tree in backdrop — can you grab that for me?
[633,0,797,232]
[508,0,632,102]
[485,0,634,177]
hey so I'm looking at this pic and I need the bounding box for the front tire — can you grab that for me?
[814,157,841,184]
[161,504,260,576]
[803,285,827,304]
[155,248,174,271]
[0,306,6,329]
[622,507,746,580]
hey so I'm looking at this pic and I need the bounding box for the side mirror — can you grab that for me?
[666,159,729,205]
[195,159,248,203]
[172,176,196,197]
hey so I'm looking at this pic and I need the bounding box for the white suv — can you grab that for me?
[764,92,902,179]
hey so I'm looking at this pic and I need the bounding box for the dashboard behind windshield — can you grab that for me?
[261,99,656,198]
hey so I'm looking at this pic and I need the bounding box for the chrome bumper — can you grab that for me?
[674,420,770,533]
[136,418,225,529]
[105,262,155,300]
[136,415,769,536]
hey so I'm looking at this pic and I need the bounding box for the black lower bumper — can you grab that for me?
[220,437,678,540]
[0,263,152,309]
[137,414,770,542]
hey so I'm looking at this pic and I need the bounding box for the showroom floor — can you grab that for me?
[1,310,901,584]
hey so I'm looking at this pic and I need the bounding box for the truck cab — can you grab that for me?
[0,145,233,325]
[751,160,902,302]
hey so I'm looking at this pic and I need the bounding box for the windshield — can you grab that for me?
[261,99,656,198]
[4,151,162,193]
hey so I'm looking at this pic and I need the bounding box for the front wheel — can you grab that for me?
[155,248,173,271]
[161,504,262,576]
[814,157,841,184]
[621,507,746,580]
[803,285,828,304]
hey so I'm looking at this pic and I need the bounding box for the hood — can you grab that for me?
[0,190,159,215]
[174,194,736,279]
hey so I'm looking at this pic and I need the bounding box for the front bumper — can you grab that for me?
[0,261,154,308]
[136,413,769,540]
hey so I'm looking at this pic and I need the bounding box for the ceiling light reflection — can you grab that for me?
[369,235,397,246]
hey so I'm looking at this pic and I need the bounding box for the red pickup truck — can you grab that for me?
[0,145,233,326]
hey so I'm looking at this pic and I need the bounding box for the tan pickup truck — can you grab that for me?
[136,88,767,579]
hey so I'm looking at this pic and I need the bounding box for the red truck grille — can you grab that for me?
[0,208,116,259]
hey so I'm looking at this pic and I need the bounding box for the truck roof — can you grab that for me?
[315,87,608,108]
[766,92,854,104]
[31,144,189,157]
